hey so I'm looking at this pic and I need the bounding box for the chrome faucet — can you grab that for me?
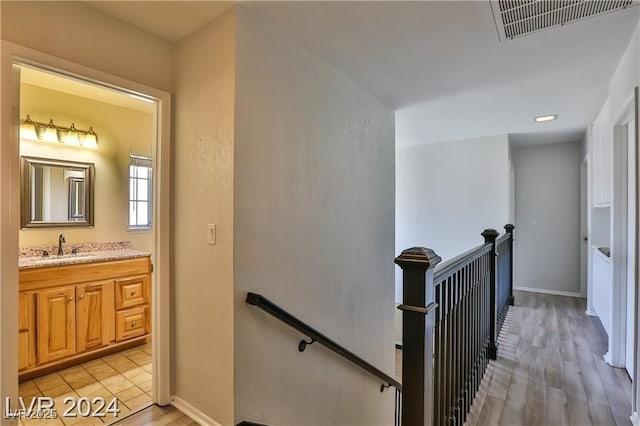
[58,234,65,256]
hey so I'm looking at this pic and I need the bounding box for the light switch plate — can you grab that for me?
[207,224,216,245]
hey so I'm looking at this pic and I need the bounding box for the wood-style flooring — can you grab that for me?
[110,405,197,426]
[464,291,632,426]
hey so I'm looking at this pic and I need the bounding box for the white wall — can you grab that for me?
[595,19,640,416]
[234,8,396,425]
[608,24,639,122]
[395,134,510,302]
[591,207,611,247]
[172,9,236,424]
[512,141,582,295]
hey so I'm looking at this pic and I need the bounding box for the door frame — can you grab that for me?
[609,96,634,368]
[627,115,636,379]
[0,41,172,411]
[580,156,588,299]
[632,87,640,423]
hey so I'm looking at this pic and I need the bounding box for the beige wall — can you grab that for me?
[234,8,396,424]
[19,83,154,252]
[172,9,235,424]
[1,1,173,92]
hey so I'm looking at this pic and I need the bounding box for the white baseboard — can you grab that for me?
[585,308,598,316]
[514,286,582,298]
[630,411,640,426]
[171,396,222,426]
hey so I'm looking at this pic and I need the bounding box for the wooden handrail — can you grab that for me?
[434,242,492,282]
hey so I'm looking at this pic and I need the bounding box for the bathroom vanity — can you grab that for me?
[18,249,151,380]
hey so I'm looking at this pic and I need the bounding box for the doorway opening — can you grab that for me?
[16,63,155,419]
[610,101,636,379]
[1,46,171,423]
[626,116,636,379]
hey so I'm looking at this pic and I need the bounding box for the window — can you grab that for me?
[129,154,152,229]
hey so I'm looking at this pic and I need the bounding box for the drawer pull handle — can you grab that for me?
[131,321,137,327]
[18,328,29,333]
[131,291,136,295]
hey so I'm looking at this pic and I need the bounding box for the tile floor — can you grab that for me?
[18,343,152,425]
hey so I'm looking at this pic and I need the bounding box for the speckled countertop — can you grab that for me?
[19,241,150,270]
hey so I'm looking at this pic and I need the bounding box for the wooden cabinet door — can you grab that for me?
[77,281,114,352]
[18,292,37,370]
[37,287,76,363]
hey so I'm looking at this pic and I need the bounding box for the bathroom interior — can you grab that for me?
[16,64,156,422]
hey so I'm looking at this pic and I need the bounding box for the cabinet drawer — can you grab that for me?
[115,276,149,310]
[116,307,147,341]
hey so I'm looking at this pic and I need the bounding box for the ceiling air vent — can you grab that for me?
[490,0,638,41]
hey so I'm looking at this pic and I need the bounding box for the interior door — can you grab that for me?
[627,119,636,378]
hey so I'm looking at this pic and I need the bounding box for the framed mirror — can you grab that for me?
[21,156,95,228]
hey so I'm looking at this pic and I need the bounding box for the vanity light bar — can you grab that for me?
[20,115,98,148]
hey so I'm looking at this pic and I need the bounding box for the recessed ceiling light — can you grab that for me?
[535,114,557,123]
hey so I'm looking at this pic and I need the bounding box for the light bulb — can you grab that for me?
[42,119,59,143]
[64,123,80,146]
[82,126,98,148]
[20,115,38,140]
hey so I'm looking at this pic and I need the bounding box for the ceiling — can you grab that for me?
[81,1,640,148]
[19,66,155,114]
[86,1,232,42]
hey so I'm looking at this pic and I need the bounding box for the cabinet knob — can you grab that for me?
[79,294,84,300]
[131,290,136,295]
[131,321,137,327]
[68,296,73,302]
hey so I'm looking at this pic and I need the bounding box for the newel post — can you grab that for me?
[504,224,515,306]
[482,229,499,360]
[395,247,442,426]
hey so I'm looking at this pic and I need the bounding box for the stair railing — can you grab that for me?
[243,224,514,426]
[395,224,514,426]
[245,292,402,425]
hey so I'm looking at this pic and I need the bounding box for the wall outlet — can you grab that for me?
[207,224,216,245]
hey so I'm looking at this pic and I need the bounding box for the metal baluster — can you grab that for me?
[460,266,468,422]
[443,278,453,425]
[461,266,469,425]
[435,283,442,426]
[452,272,459,426]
